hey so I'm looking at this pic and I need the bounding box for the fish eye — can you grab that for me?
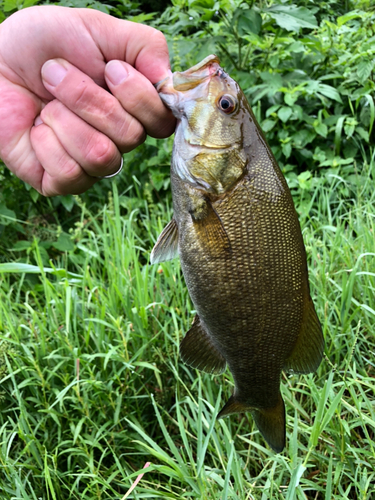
[217,94,237,114]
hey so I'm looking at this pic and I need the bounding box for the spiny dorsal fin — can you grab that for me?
[283,299,324,374]
[150,219,179,265]
[193,201,231,258]
[180,315,226,374]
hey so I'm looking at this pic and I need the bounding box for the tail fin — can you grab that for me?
[217,395,246,419]
[217,393,286,453]
[251,394,285,453]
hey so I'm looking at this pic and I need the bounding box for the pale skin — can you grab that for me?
[0,6,176,196]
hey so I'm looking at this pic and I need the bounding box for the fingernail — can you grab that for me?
[42,60,68,87]
[34,115,44,126]
[106,60,128,86]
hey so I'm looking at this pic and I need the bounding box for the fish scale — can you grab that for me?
[151,55,324,452]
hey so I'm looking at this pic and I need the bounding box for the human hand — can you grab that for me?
[0,6,175,196]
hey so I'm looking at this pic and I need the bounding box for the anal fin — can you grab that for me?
[180,315,226,374]
[283,299,324,374]
[150,219,179,265]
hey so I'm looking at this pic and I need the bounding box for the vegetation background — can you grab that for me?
[0,0,374,498]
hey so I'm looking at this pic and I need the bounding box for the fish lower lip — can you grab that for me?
[187,141,229,150]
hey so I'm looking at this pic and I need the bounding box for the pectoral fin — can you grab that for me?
[150,219,179,265]
[283,299,324,374]
[180,315,226,374]
[192,201,231,258]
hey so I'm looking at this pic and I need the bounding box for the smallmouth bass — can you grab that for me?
[151,55,324,452]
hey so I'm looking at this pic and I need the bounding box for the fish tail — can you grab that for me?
[217,393,286,453]
[251,394,285,453]
[217,395,246,419]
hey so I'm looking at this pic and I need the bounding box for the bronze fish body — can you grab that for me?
[151,55,324,452]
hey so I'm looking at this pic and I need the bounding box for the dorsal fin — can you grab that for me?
[283,299,324,374]
[180,315,226,374]
[150,219,179,265]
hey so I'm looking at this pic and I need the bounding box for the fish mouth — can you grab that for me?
[155,54,220,94]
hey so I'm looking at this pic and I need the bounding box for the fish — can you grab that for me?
[151,55,324,453]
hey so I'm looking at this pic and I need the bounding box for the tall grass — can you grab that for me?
[0,155,374,499]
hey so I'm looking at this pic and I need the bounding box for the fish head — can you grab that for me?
[157,55,250,194]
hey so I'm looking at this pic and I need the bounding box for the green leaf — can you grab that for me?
[335,115,346,154]
[293,129,316,148]
[266,104,281,117]
[356,126,369,142]
[314,122,328,138]
[60,195,75,212]
[284,93,298,106]
[357,60,374,84]
[269,54,279,68]
[237,8,262,36]
[23,0,39,7]
[53,232,75,252]
[317,83,342,103]
[190,0,215,8]
[11,241,32,251]
[0,204,16,226]
[363,94,375,136]
[286,462,306,500]
[3,0,18,12]
[261,119,276,132]
[278,106,293,123]
[0,263,48,274]
[282,142,292,159]
[267,5,317,33]
[337,12,363,26]
[287,41,305,53]
[147,156,160,167]
[30,188,40,203]
[344,123,355,138]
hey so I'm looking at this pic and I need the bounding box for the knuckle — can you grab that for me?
[118,118,146,151]
[149,28,168,53]
[40,99,65,122]
[73,82,94,111]
[85,134,117,167]
[59,157,82,183]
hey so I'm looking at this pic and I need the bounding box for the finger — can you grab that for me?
[0,8,171,99]
[40,99,122,177]
[0,76,43,179]
[105,60,176,139]
[79,10,172,83]
[30,120,97,196]
[41,58,146,153]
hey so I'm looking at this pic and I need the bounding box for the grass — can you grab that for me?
[0,155,374,499]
